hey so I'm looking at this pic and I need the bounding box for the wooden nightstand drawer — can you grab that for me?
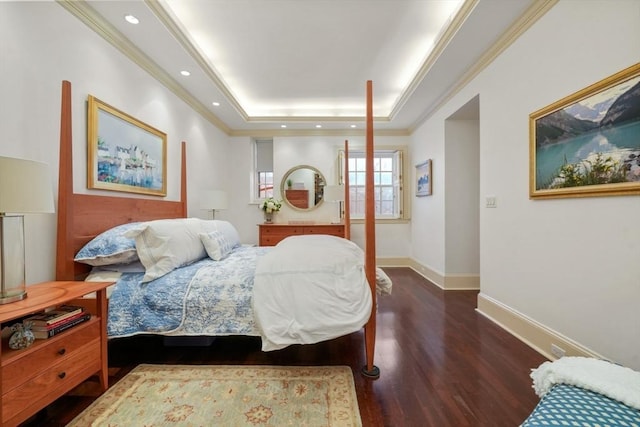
[2,337,101,423]
[2,319,99,393]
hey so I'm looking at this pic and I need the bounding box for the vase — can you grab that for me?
[264,212,273,223]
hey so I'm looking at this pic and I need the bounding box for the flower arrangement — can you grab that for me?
[260,197,282,213]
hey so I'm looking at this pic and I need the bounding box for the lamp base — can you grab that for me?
[0,215,27,305]
[0,290,27,304]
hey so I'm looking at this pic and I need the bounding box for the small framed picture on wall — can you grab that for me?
[415,159,432,197]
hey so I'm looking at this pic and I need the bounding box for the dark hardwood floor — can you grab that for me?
[24,267,547,426]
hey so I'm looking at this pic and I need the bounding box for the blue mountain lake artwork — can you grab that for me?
[535,76,640,190]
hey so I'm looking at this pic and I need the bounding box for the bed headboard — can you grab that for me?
[55,81,187,281]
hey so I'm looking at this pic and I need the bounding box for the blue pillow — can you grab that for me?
[74,222,142,266]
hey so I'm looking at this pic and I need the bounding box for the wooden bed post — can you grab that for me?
[56,80,74,281]
[343,140,351,241]
[362,81,380,379]
[180,141,187,217]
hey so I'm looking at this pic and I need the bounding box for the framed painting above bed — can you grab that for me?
[87,95,167,196]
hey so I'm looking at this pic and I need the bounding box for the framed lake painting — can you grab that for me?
[529,63,640,199]
[416,159,432,197]
[87,96,167,196]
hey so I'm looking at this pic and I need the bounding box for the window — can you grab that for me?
[253,139,273,200]
[341,149,404,220]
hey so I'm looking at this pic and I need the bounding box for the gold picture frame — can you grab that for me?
[87,96,167,196]
[529,62,640,199]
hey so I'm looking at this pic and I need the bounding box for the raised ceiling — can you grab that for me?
[59,0,550,135]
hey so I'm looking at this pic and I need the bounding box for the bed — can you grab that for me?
[522,357,640,426]
[54,80,383,377]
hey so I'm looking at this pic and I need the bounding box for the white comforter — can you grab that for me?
[252,235,373,351]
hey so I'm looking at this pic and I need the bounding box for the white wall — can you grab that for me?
[444,118,479,275]
[410,0,640,369]
[227,135,412,257]
[410,117,446,274]
[1,2,228,283]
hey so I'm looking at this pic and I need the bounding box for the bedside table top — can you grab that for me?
[0,281,112,323]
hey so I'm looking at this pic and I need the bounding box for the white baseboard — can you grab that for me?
[443,274,480,290]
[476,293,601,361]
[376,260,599,362]
[404,258,479,290]
[376,257,411,267]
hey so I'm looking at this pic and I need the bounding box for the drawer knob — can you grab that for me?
[58,372,66,379]
[58,348,66,355]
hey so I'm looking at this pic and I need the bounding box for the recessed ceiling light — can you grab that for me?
[315,124,322,128]
[280,124,287,128]
[212,102,220,106]
[350,124,357,128]
[180,70,191,76]
[124,14,139,25]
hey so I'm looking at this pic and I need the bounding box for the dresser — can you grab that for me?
[258,223,346,246]
[0,280,111,426]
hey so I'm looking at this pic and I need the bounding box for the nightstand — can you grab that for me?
[0,281,111,426]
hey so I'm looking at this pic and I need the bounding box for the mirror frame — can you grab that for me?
[280,165,326,211]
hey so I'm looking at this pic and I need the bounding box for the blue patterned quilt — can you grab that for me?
[107,245,270,338]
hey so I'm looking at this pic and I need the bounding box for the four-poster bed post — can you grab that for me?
[362,80,380,379]
[343,140,351,241]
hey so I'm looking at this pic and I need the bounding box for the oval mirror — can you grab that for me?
[281,165,326,211]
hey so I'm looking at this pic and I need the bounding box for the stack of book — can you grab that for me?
[24,305,91,339]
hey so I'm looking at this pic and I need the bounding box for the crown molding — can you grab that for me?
[56,0,557,138]
[145,0,250,122]
[388,0,478,121]
[229,128,411,138]
[408,0,558,132]
[56,0,232,135]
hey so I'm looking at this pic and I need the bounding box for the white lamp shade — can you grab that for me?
[0,156,54,214]
[324,185,344,202]
[202,190,228,210]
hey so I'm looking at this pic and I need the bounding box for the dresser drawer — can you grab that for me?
[303,225,344,237]
[2,337,101,424]
[2,319,99,393]
[258,224,345,246]
[260,235,285,246]
[260,226,302,236]
[259,225,303,246]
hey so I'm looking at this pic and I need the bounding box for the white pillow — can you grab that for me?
[203,220,241,249]
[200,230,235,261]
[96,261,146,274]
[125,218,214,283]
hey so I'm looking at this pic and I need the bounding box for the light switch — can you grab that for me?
[485,196,497,208]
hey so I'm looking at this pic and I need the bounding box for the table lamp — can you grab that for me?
[202,190,228,219]
[0,156,55,304]
[324,185,344,224]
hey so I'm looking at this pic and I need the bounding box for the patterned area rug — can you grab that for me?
[68,364,362,426]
